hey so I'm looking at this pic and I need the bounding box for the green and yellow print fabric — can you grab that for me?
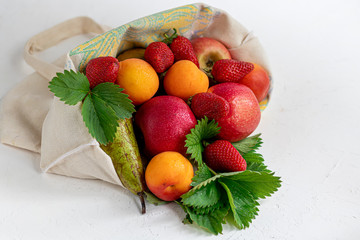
[70,4,218,71]
[69,3,270,110]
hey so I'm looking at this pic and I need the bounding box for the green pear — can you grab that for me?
[100,118,146,214]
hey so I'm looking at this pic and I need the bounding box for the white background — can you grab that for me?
[1,0,360,239]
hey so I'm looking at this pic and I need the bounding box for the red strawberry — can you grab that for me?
[144,42,174,73]
[204,140,247,172]
[211,59,254,83]
[86,56,119,89]
[170,36,199,67]
[190,92,230,120]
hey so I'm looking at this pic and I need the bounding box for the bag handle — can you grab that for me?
[24,16,110,80]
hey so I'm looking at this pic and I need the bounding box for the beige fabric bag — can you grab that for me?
[1,16,109,152]
[0,4,270,187]
[0,16,122,185]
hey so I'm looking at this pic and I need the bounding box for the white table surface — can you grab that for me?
[1,0,360,239]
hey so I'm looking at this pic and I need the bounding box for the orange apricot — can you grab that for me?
[145,151,194,201]
[163,60,209,101]
[116,58,159,105]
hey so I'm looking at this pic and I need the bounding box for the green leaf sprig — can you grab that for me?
[49,70,135,145]
[179,118,281,235]
[184,116,220,165]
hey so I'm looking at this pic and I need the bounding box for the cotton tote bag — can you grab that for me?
[0,3,271,188]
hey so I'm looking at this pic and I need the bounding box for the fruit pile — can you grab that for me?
[49,29,280,235]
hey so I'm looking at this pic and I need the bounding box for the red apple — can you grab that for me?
[191,37,231,71]
[135,95,197,157]
[239,63,270,102]
[207,83,261,142]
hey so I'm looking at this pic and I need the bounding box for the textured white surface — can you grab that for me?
[1,0,360,239]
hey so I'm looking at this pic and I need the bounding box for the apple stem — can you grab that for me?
[138,192,146,214]
[202,68,214,78]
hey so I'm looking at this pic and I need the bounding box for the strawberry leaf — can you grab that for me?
[242,152,271,172]
[181,171,223,208]
[91,82,135,119]
[219,179,259,229]
[181,204,229,235]
[231,133,263,155]
[181,125,281,234]
[181,181,221,208]
[185,117,220,165]
[180,168,281,234]
[242,152,265,164]
[82,93,119,145]
[49,70,136,145]
[223,170,282,199]
[190,165,213,187]
[189,174,222,192]
[48,70,90,105]
[144,192,169,206]
[193,200,225,215]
